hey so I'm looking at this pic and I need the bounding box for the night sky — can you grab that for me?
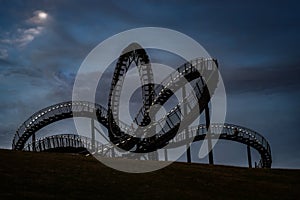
[0,0,300,168]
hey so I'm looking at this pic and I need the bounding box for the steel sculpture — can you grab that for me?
[12,43,272,168]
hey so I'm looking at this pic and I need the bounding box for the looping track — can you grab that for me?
[12,43,272,168]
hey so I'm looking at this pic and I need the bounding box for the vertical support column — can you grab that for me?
[205,105,214,165]
[91,119,95,152]
[186,136,191,163]
[182,85,191,163]
[111,147,115,158]
[164,148,168,161]
[148,95,158,161]
[32,133,36,152]
[247,145,252,168]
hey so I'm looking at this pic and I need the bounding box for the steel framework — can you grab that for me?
[12,43,272,168]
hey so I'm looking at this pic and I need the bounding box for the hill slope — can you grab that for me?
[0,149,299,200]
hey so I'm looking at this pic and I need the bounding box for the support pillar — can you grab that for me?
[247,145,252,168]
[32,133,36,152]
[91,119,95,152]
[186,145,191,163]
[164,148,168,161]
[182,85,191,163]
[205,105,214,165]
[111,147,115,158]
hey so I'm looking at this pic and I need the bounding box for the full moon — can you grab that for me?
[38,11,47,19]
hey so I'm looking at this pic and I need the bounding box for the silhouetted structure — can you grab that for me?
[12,43,272,168]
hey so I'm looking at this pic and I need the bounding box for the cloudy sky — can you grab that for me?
[0,0,299,168]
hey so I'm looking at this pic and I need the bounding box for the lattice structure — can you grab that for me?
[12,43,272,168]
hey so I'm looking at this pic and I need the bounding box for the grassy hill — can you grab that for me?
[0,149,299,200]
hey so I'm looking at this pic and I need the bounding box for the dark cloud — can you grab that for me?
[222,60,300,94]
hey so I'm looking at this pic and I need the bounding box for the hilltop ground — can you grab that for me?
[0,149,299,200]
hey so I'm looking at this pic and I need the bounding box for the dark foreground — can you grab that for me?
[0,149,299,200]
